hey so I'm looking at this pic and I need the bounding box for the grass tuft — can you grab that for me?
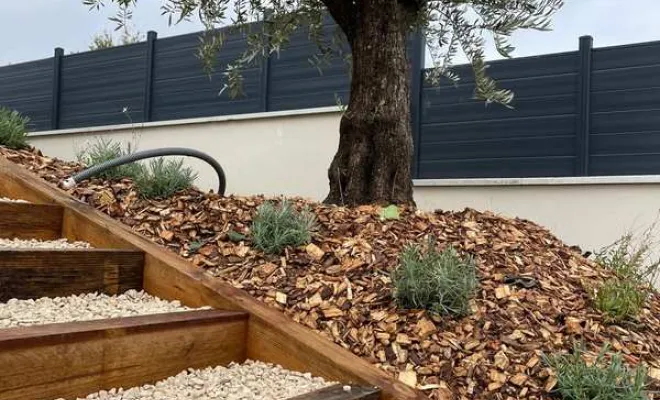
[595,222,660,286]
[251,200,316,255]
[133,157,197,199]
[76,137,141,180]
[392,236,478,317]
[592,220,658,322]
[543,343,647,400]
[0,107,30,150]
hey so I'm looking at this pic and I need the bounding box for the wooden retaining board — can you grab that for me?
[0,202,63,240]
[0,249,144,301]
[0,157,426,400]
[290,384,381,400]
[0,309,248,400]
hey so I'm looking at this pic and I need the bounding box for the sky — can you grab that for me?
[1,1,659,66]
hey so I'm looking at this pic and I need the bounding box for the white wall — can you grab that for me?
[414,179,660,253]
[29,108,341,200]
[29,109,660,255]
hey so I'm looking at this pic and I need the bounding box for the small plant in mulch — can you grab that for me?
[544,343,648,400]
[0,107,29,150]
[594,279,647,323]
[392,235,479,317]
[592,221,659,322]
[251,200,317,255]
[133,157,198,199]
[76,137,141,180]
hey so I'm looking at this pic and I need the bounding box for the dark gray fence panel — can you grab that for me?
[418,52,580,179]
[151,27,262,121]
[59,43,147,129]
[0,58,53,131]
[4,31,660,181]
[589,41,660,175]
[268,22,350,111]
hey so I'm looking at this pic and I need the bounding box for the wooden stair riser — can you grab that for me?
[0,310,248,400]
[0,249,144,301]
[0,203,63,240]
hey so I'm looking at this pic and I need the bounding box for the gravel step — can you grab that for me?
[0,290,210,328]
[0,197,29,203]
[0,237,91,249]
[57,360,334,400]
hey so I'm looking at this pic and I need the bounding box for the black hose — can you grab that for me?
[63,147,226,196]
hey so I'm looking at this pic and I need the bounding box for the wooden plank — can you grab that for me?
[0,309,248,400]
[0,202,63,240]
[0,249,144,301]
[0,169,58,205]
[0,157,427,400]
[61,207,140,249]
[289,384,381,400]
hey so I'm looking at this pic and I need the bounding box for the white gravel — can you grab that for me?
[0,238,91,249]
[58,360,334,400]
[0,197,29,203]
[0,290,209,328]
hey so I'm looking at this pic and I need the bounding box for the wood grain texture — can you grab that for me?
[0,202,63,240]
[0,310,248,400]
[0,249,144,301]
[0,158,428,400]
[0,170,58,205]
[289,384,381,400]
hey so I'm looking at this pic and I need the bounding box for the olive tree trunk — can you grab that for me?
[324,0,415,206]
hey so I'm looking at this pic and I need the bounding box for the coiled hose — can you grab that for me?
[62,147,226,196]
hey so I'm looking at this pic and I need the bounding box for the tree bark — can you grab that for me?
[323,0,415,206]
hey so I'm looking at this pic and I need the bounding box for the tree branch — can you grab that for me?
[321,0,356,41]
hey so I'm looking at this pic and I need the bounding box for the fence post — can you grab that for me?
[575,35,593,176]
[50,47,63,130]
[259,14,272,112]
[143,31,157,122]
[410,32,426,179]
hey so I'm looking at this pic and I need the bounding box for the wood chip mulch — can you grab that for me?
[3,146,660,400]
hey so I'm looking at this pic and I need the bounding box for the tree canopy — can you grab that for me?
[85,0,563,103]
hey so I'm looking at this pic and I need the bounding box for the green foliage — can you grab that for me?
[595,221,660,286]
[89,31,116,50]
[226,230,247,242]
[379,205,400,221]
[591,220,659,322]
[543,343,647,400]
[89,28,143,50]
[76,137,141,180]
[133,157,198,199]
[251,200,317,254]
[188,240,204,253]
[593,279,646,323]
[88,4,144,51]
[86,0,563,106]
[392,236,478,317]
[0,107,29,150]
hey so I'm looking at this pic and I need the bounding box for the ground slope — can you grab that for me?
[3,146,660,400]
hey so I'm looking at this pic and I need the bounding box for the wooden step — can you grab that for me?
[0,309,248,400]
[0,249,144,301]
[0,202,63,240]
[290,384,381,400]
